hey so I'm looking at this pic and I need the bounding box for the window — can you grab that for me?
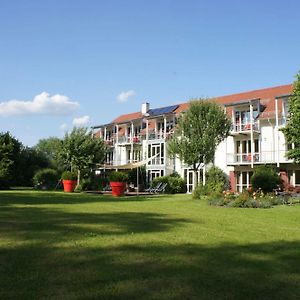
[236,171,253,192]
[235,139,259,162]
[106,151,114,164]
[148,143,164,165]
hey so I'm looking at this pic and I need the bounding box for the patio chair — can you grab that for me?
[154,182,168,194]
[145,182,162,193]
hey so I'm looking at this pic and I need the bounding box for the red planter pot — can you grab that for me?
[63,180,77,192]
[110,182,126,197]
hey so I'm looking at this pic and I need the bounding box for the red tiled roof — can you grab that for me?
[216,84,292,119]
[103,84,293,126]
[112,112,142,124]
[175,84,292,118]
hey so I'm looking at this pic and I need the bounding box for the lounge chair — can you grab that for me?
[145,182,162,193]
[154,182,167,194]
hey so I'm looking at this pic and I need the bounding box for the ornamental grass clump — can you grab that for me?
[61,171,77,181]
[109,171,129,182]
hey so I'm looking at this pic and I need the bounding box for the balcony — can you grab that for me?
[104,139,114,146]
[116,135,143,145]
[227,151,293,165]
[148,131,174,141]
[230,121,260,135]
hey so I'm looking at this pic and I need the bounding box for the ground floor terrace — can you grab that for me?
[229,164,300,192]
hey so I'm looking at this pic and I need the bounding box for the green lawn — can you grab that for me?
[1,191,300,300]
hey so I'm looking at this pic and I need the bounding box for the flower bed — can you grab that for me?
[208,188,282,209]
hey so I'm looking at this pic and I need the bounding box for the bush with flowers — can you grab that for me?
[208,187,282,209]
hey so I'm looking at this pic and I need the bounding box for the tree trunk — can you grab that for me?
[77,169,81,186]
[193,169,198,191]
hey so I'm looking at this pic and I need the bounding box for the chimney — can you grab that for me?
[141,102,150,115]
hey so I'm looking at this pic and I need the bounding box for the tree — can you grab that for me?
[168,99,231,190]
[34,137,63,171]
[0,132,22,188]
[282,71,300,163]
[58,127,106,185]
[15,147,49,186]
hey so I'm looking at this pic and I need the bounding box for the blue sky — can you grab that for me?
[0,0,299,146]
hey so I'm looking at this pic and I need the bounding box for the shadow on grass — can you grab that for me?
[1,239,300,299]
[1,192,299,299]
[0,205,189,243]
[0,191,168,206]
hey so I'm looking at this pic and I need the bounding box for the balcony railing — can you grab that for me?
[104,139,114,146]
[227,150,292,165]
[231,121,260,134]
[117,135,142,144]
[104,159,140,166]
[148,131,174,140]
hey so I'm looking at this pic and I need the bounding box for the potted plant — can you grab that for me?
[61,171,77,192]
[109,171,129,197]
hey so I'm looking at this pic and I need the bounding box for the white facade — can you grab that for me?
[93,86,300,192]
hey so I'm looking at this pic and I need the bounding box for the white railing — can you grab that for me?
[117,135,142,144]
[231,121,260,133]
[278,117,287,127]
[104,159,141,166]
[227,150,292,164]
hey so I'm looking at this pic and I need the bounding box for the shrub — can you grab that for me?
[208,196,225,206]
[206,166,229,193]
[193,167,228,199]
[192,184,208,199]
[33,168,59,189]
[251,166,281,193]
[167,176,186,193]
[208,188,280,209]
[109,171,129,182]
[61,171,77,181]
[244,199,260,208]
[152,175,186,194]
[260,200,272,209]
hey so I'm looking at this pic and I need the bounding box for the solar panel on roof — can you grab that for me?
[148,105,179,116]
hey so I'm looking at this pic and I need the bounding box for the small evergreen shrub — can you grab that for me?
[33,168,59,189]
[193,167,228,199]
[167,176,186,193]
[251,166,281,193]
[206,166,229,193]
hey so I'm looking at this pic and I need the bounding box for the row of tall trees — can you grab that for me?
[0,132,49,188]
[0,128,106,189]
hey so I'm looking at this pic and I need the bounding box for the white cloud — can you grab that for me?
[60,123,68,131]
[117,90,136,102]
[0,92,79,116]
[72,115,90,127]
